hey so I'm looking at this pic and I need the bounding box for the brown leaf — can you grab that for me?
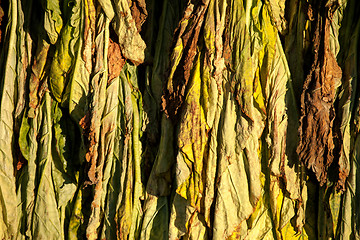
[162,1,210,120]
[108,38,125,83]
[80,111,98,184]
[16,153,27,171]
[297,0,342,186]
[128,0,147,32]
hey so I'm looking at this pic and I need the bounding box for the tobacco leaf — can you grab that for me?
[334,0,353,192]
[201,0,227,229]
[108,38,125,82]
[31,93,63,239]
[18,91,74,239]
[97,72,125,240]
[283,0,309,102]
[112,63,144,240]
[268,0,287,34]
[41,0,63,44]
[140,1,185,238]
[337,1,360,238]
[297,0,342,186]
[162,0,210,120]
[2,0,360,239]
[169,52,210,239]
[98,72,120,239]
[28,39,50,118]
[68,187,84,239]
[98,0,115,20]
[141,116,174,240]
[128,0,147,32]
[0,0,20,237]
[212,0,268,237]
[18,110,38,238]
[49,0,79,102]
[14,0,33,121]
[63,0,95,124]
[85,8,109,240]
[112,0,147,65]
[115,66,135,239]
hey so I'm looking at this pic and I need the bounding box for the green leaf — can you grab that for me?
[41,0,63,44]
[0,0,20,237]
[31,93,62,239]
[49,0,81,102]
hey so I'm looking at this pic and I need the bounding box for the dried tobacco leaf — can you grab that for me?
[297,0,342,186]
[1,0,360,239]
[128,0,147,32]
[162,0,210,120]
[28,40,50,118]
[108,38,125,82]
[84,8,108,240]
[112,0,147,65]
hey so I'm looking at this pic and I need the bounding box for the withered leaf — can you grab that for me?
[297,0,342,186]
[162,1,210,120]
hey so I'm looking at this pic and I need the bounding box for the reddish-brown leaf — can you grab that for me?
[297,0,342,186]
